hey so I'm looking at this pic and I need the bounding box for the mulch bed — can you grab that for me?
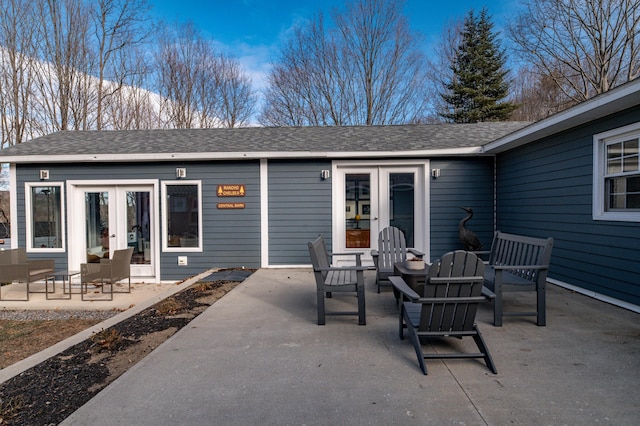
[0,279,241,425]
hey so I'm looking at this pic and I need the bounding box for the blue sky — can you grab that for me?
[149,0,517,92]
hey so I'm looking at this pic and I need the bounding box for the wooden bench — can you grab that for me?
[308,235,367,325]
[480,231,554,326]
[0,248,55,301]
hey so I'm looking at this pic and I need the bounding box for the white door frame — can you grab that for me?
[332,160,430,265]
[66,179,160,281]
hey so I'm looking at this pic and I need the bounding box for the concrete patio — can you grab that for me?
[58,268,639,425]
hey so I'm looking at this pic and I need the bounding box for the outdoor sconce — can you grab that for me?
[431,168,441,179]
[176,167,187,179]
[39,170,50,180]
[321,170,330,180]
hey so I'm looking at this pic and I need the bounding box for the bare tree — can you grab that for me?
[34,0,93,132]
[214,54,256,128]
[154,21,256,128]
[155,22,214,128]
[509,65,573,121]
[91,0,152,130]
[0,0,40,147]
[260,0,428,126]
[509,0,640,103]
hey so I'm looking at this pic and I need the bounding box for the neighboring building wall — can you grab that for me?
[429,157,494,261]
[496,106,640,306]
[268,160,332,265]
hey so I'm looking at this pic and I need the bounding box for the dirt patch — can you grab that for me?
[0,279,241,425]
[0,319,103,369]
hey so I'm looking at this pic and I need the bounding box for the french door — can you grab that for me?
[69,183,158,279]
[333,163,427,265]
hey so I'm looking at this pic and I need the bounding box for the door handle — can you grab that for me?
[110,234,116,238]
[373,217,378,221]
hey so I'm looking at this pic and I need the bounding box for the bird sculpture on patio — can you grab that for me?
[458,206,483,251]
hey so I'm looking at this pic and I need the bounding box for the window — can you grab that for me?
[593,123,640,221]
[25,183,65,251]
[162,181,202,250]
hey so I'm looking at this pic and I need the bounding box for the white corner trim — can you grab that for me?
[260,159,269,268]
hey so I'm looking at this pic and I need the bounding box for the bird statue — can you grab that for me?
[458,206,483,251]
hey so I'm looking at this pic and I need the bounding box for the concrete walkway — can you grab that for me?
[63,269,640,425]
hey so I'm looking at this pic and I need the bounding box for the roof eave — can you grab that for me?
[483,79,640,154]
[0,147,485,163]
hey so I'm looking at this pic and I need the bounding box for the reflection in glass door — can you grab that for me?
[388,173,415,247]
[345,174,372,248]
[85,191,112,262]
[126,191,151,265]
[336,164,425,264]
[82,186,154,277]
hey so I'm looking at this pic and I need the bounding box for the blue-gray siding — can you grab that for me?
[429,157,494,262]
[496,106,640,306]
[268,160,332,264]
[15,161,261,280]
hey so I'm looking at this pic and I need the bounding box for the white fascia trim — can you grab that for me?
[548,278,640,314]
[484,80,640,154]
[1,147,484,164]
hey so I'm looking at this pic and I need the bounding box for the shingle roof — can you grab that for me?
[0,122,530,163]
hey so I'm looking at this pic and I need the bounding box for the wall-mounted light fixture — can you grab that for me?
[39,170,50,180]
[321,170,330,180]
[431,168,441,179]
[176,167,187,179]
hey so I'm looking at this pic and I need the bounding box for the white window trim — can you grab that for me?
[25,182,66,253]
[161,180,203,252]
[593,121,640,222]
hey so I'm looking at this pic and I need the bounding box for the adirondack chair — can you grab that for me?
[371,226,424,293]
[389,250,497,375]
[308,235,366,325]
[80,247,133,301]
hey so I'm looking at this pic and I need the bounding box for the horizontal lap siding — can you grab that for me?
[268,160,332,265]
[17,161,261,280]
[496,106,640,305]
[429,157,494,262]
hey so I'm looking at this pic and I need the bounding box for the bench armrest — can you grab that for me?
[492,264,549,271]
[316,265,369,272]
[0,264,29,281]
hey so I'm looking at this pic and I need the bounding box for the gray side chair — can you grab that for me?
[81,247,133,301]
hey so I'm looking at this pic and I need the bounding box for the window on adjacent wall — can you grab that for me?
[162,181,202,251]
[26,184,65,251]
[594,123,640,221]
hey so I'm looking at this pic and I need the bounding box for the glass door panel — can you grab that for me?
[389,173,415,247]
[345,173,371,248]
[85,191,113,262]
[126,191,151,265]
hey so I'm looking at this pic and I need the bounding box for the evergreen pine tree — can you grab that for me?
[440,8,517,123]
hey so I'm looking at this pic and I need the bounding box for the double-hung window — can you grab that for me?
[593,122,640,221]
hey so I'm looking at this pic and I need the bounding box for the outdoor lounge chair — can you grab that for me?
[389,250,497,375]
[80,247,133,301]
[308,235,366,325]
[0,248,55,301]
[371,226,423,293]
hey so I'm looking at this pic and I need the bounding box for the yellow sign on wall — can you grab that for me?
[217,184,245,197]
[217,202,246,209]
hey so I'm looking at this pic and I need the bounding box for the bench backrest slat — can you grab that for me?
[488,231,554,281]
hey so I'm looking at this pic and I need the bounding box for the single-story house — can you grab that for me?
[1,78,638,312]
